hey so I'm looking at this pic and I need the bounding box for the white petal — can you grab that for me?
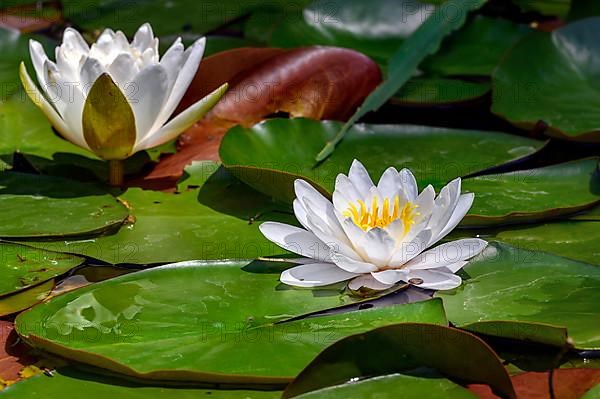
[295,179,332,222]
[332,174,363,212]
[129,64,169,141]
[280,263,359,288]
[371,269,407,285]
[29,39,49,89]
[404,238,488,270]
[442,261,469,273]
[433,193,475,245]
[377,166,409,202]
[107,53,138,87]
[132,23,155,52]
[259,222,332,262]
[79,56,105,95]
[330,251,378,273]
[360,227,396,266]
[428,178,461,242]
[348,159,375,194]
[348,274,394,291]
[19,63,89,150]
[303,201,357,260]
[405,269,462,290]
[61,27,89,55]
[293,199,310,230]
[134,82,226,151]
[399,168,418,200]
[412,184,435,226]
[388,228,432,267]
[152,37,206,132]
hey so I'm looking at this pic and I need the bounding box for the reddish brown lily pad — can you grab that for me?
[469,369,600,399]
[0,320,36,384]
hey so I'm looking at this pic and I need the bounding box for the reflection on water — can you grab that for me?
[44,280,156,336]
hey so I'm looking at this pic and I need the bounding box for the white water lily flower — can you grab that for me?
[20,23,227,162]
[260,160,487,292]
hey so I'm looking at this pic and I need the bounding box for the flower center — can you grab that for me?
[343,196,419,232]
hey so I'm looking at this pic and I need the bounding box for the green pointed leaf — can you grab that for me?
[0,243,83,297]
[284,323,515,399]
[435,242,600,349]
[495,221,600,266]
[220,118,545,203]
[15,261,447,383]
[0,172,129,238]
[82,74,136,160]
[492,18,600,142]
[294,373,478,399]
[0,368,281,398]
[462,158,600,227]
[0,279,54,317]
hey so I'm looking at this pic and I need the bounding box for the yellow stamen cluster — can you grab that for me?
[343,196,419,233]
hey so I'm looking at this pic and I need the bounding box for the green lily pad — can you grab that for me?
[16,165,293,264]
[0,242,83,297]
[495,221,600,266]
[284,323,515,399]
[0,279,54,317]
[268,0,434,66]
[492,18,600,142]
[0,172,129,238]
[62,0,311,37]
[572,204,600,221]
[0,28,55,97]
[462,158,600,227]
[0,368,281,398]
[0,91,149,181]
[512,0,571,17]
[295,373,478,399]
[391,77,490,105]
[421,16,532,77]
[582,384,600,399]
[219,118,545,203]
[15,260,447,383]
[435,242,600,349]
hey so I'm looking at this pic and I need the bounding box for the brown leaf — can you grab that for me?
[0,1,63,33]
[0,320,36,384]
[137,46,381,188]
[469,369,600,399]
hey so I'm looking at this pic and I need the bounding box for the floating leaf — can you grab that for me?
[147,47,381,184]
[284,323,515,399]
[267,0,434,66]
[0,321,36,384]
[295,373,478,399]
[511,0,571,17]
[0,172,129,238]
[492,18,600,142]
[60,0,312,36]
[392,77,490,105]
[220,118,544,203]
[16,165,292,264]
[421,16,532,77]
[0,368,281,398]
[15,261,447,383]
[436,242,600,349]
[315,0,487,161]
[462,158,600,227]
[495,221,600,266]
[470,369,600,399]
[0,279,54,317]
[0,242,83,297]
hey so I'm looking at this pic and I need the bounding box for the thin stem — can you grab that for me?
[108,159,125,187]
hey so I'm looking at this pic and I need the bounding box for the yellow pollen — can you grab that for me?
[343,195,419,233]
